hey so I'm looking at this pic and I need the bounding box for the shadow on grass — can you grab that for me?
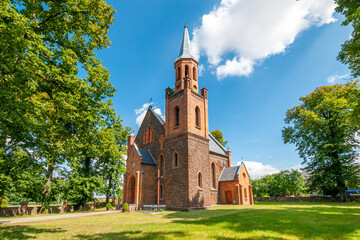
[75,230,188,240]
[0,225,65,239]
[164,204,360,239]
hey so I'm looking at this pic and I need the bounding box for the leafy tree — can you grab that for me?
[282,81,360,201]
[0,145,45,202]
[335,1,360,77]
[251,170,306,197]
[0,0,119,206]
[251,175,272,197]
[210,129,228,148]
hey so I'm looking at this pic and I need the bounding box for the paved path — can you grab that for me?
[0,210,121,225]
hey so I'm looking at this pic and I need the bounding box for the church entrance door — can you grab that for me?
[226,191,232,204]
[131,187,135,204]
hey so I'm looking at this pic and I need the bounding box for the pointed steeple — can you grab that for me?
[175,25,196,62]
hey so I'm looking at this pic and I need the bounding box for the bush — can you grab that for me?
[160,209,164,212]
[123,203,129,212]
[0,199,8,208]
[106,203,113,209]
[154,208,157,212]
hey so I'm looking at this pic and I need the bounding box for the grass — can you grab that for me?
[1,202,360,239]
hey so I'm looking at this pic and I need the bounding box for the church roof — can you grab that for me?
[139,148,157,165]
[175,26,196,62]
[209,133,228,156]
[149,107,165,125]
[134,143,157,165]
[218,164,242,182]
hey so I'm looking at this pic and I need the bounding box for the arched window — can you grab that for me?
[244,188,247,199]
[177,67,181,80]
[198,172,202,188]
[243,173,246,179]
[211,163,216,189]
[195,106,200,128]
[147,125,151,143]
[185,65,189,77]
[160,155,164,177]
[174,106,180,127]
[193,67,197,80]
[174,152,178,168]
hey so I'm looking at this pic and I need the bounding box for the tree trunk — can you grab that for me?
[40,164,54,213]
[106,176,112,204]
[339,188,348,202]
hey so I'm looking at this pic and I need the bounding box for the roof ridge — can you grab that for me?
[149,107,165,125]
[209,132,228,152]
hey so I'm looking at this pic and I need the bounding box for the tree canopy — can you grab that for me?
[282,81,360,201]
[251,170,306,197]
[335,0,360,77]
[0,0,130,206]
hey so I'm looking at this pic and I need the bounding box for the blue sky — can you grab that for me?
[95,0,352,178]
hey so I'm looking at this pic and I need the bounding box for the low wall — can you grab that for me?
[0,205,42,217]
[254,196,360,202]
[0,202,108,217]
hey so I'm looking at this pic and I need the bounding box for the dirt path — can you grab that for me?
[0,210,121,225]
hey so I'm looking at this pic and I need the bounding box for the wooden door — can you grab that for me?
[226,191,232,204]
[131,187,135,203]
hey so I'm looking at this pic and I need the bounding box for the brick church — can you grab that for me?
[123,26,253,210]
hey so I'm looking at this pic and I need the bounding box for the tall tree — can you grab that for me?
[0,0,120,206]
[335,1,360,77]
[282,81,360,201]
[210,129,228,148]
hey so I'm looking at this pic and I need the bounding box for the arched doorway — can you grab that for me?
[129,175,136,204]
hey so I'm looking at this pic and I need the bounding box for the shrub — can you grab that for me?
[0,199,8,208]
[154,208,157,212]
[123,203,129,212]
[160,209,164,212]
[106,203,113,210]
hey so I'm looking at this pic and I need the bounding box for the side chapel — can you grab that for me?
[123,26,253,210]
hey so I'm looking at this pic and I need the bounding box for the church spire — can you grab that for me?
[175,25,196,62]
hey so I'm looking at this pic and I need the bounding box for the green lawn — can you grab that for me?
[1,202,359,239]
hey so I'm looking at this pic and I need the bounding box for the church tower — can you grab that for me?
[165,26,209,139]
[163,26,211,209]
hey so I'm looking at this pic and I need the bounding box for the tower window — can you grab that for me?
[176,67,181,80]
[174,152,178,168]
[175,106,180,127]
[211,163,216,189]
[193,67,197,80]
[198,172,202,188]
[195,106,200,128]
[185,65,189,77]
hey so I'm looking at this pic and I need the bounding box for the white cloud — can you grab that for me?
[198,64,205,76]
[239,161,280,179]
[290,164,303,171]
[135,102,162,127]
[192,0,336,79]
[327,73,349,83]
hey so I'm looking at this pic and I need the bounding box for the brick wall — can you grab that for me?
[210,153,229,205]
